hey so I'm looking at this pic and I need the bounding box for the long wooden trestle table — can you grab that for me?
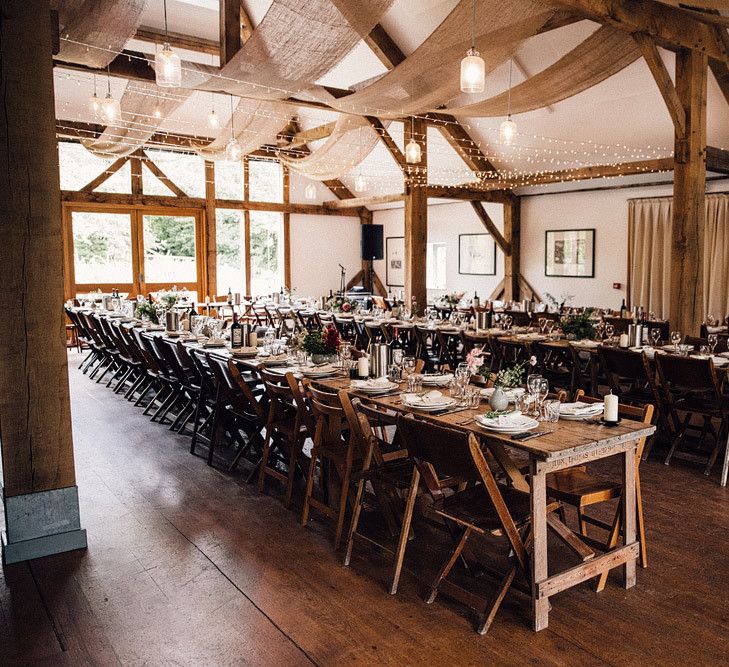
[316,375,656,631]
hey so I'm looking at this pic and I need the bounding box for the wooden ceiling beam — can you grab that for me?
[707,145,729,175]
[322,193,405,209]
[276,121,336,149]
[366,116,406,169]
[633,33,686,139]
[470,201,511,255]
[550,0,728,61]
[219,0,253,65]
[133,26,219,56]
[426,186,513,204]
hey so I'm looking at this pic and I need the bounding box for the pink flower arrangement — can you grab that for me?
[466,346,488,375]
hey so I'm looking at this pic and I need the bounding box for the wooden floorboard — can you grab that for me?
[1,352,728,665]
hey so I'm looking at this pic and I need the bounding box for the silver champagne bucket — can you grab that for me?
[165,310,180,332]
[627,323,643,347]
[476,312,489,331]
[369,343,391,378]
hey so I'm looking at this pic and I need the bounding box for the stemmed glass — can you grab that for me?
[708,333,718,355]
[670,330,682,348]
[402,356,416,379]
[264,327,276,352]
[650,328,661,347]
[454,363,471,402]
[535,378,549,420]
[605,324,615,342]
[526,373,543,417]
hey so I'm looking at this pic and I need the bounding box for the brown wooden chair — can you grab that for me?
[258,369,310,507]
[655,354,729,482]
[546,392,653,591]
[339,393,416,593]
[396,414,533,634]
[300,382,356,549]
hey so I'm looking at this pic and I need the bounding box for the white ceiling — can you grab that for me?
[54,0,729,199]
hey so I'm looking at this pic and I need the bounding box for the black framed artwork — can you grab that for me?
[545,229,595,278]
[458,234,496,275]
[385,236,405,287]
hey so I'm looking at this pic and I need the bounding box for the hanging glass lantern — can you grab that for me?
[304,183,317,200]
[354,173,367,192]
[89,93,101,117]
[225,137,242,162]
[499,117,517,145]
[460,48,485,93]
[405,138,421,164]
[207,108,220,130]
[99,93,120,123]
[155,43,182,88]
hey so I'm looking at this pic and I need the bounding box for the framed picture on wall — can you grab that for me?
[386,236,405,287]
[458,234,496,275]
[545,229,595,278]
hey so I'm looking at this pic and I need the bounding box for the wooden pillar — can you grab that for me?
[0,0,86,563]
[403,118,427,312]
[282,166,291,290]
[670,49,707,336]
[503,195,521,301]
[204,160,217,299]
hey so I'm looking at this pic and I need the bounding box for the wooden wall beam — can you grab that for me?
[470,202,511,255]
[403,117,427,311]
[130,152,142,195]
[670,48,708,336]
[707,145,729,174]
[503,197,522,301]
[79,155,129,192]
[276,121,336,149]
[140,150,188,196]
[710,59,729,107]
[134,26,219,55]
[426,186,514,204]
[323,193,405,210]
[204,160,217,298]
[366,116,406,169]
[634,33,686,139]
[551,0,728,60]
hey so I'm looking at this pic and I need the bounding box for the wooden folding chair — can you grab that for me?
[547,391,653,591]
[396,414,534,634]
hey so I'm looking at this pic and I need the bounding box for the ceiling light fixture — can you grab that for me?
[304,183,317,200]
[499,58,517,145]
[99,65,120,123]
[155,0,182,87]
[404,116,421,164]
[89,74,100,117]
[225,95,242,161]
[460,0,485,94]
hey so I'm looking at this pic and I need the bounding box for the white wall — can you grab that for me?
[288,172,362,298]
[373,201,505,302]
[521,179,729,309]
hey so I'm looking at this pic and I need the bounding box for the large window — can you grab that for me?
[72,212,133,285]
[216,209,245,296]
[142,214,197,285]
[250,210,284,295]
[249,160,283,202]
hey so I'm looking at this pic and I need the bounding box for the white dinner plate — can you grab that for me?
[420,373,454,386]
[476,414,539,433]
[351,380,399,394]
[401,396,457,412]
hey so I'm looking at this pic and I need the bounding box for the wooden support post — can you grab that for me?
[130,152,142,195]
[670,49,707,336]
[403,118,427,312]
[204,160,217,299]
[503,196,521,301]
[219,0,246,66]
[0,0,86,563]
[283,166,291,290]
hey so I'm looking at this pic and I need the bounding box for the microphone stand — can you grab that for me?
[338,264,346,296]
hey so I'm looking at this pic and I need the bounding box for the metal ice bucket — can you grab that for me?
[165,310,180,332]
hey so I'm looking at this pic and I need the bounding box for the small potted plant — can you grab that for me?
[302,325,341,364]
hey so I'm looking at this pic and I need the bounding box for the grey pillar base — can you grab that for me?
[2,486,87,565]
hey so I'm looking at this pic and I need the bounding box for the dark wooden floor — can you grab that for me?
[2,353,728,665]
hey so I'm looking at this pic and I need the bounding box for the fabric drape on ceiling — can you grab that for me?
[52,0,145,68]
[448,26,641,117]
[703,195,729,321]
[193,98,293,162]
[628,198,673,320]
[628,194,729,322]
[277,115,382,180]
[184,0,395,99]
[320,0,557,116]
[82,82,190,157]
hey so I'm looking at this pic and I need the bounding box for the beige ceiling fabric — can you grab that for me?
[320,0,557,116]
[53,0,146,68]
[277,115,382,180]
[193,99,293,162]
[449,26,641,117]
[82,82,189,157]
[185,0,395,99]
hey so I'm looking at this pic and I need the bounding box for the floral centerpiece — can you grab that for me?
[135,291,179,325]
[438,291,464,308]
[466,346,491,377]
[301,325,341,363]
[494,356,538,389]
[467,349,537,409]
[327,294,358,313]
[135,301,159,324]
[560,308,596,340]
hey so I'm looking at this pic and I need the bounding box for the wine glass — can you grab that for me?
[708,333,718,355]
[392,348,404,368]
[650,328,661,347]
[402,356,416,378]
[605,324,615,341]
[536,378,549,418]
[670,330,681,348]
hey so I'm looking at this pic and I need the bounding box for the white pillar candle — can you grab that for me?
[357,356,370,378]
[604,392,619,422]
[249,332,258,347]
[619,333,629,348]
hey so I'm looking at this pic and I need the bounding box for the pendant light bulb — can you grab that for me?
[207,108,219,130]
[405,138,421,164]
[354,173,367,192]
[225,137,242,162]
[89,93,101,117]
[155,43,182,87]
[153,107,162,119]
[99,94,120,123]
[499,116,517,145]
[460,48,485,93]
[304,183,317,200]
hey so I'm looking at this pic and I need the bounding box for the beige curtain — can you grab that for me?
[628,198,673,319]
[703,194,729,321]
[628,194,729,322]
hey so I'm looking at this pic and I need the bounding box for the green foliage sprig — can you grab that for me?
[560,308,597,340]
[135,301,158,324]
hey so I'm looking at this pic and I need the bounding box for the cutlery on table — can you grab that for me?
[511,430,554,441]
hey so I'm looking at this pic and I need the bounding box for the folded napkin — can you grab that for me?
[560,402,603,416]
[402,390,450,406]
[351,377,392,389]
[570,339,599,348]
[202,340,226,348]
[481,410,523,427]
